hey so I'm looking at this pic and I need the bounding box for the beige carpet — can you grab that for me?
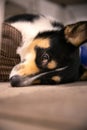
[0,82,87,130]
[0,82,86,98]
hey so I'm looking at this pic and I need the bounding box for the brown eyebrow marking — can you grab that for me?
[30,38,50,49]
[24,38,50,54]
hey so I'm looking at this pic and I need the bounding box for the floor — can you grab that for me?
[0,82,87,130]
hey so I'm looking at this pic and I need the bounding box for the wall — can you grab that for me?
[0,0,5,48]
[38,0,87,25]
[4,0,87,25]
[65,4,87,25]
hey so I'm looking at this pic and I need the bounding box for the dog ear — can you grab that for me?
[64,21,87,47]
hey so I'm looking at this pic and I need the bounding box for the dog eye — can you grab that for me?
[41,53,49,66]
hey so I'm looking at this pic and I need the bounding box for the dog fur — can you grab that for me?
[5,14,87,87]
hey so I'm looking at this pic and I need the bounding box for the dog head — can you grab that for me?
[10,21,87,87]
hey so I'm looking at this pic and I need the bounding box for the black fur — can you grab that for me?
[51,21,64,29]
[35,30,80,84]
[5,14,40,23]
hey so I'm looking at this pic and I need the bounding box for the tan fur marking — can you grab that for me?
[52,76,61,82]
[32,38,50,48]
[47,60,57,69]
[65,34,86,47]
[14,49,40,76]
[15,61,40,76]
[80,71,87,81]
[28,38,50,52]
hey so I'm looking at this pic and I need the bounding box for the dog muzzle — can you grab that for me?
[10,66,68,87]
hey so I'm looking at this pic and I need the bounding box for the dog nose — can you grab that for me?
[10,75,21,87]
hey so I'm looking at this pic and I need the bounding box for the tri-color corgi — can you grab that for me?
[5,14,87,87]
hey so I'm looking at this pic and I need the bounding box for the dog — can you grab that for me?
[5,14,87,87]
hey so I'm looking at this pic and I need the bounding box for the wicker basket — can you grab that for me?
[0,23,22,81]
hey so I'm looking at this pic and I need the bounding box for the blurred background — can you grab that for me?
[0,0,87,46]
[0,0,87,25]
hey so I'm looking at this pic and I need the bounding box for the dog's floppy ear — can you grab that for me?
[64,21,87,47]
